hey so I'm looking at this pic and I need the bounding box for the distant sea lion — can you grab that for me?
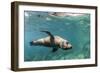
[30,31,72,52]
[49,12,84,17]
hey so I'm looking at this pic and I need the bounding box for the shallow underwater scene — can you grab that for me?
[24,11,90,61]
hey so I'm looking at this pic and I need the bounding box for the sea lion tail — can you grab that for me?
[30,41,33,46]
[29,41,37,46]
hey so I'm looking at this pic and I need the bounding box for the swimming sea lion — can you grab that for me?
[30,31,72,52]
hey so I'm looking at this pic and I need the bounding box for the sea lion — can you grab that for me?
[30,31,72,52]
[49,12,84,17]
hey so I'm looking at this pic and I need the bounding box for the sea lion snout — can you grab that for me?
[70,46,72,49]
[62,41,72,50]
[67,43,72,49]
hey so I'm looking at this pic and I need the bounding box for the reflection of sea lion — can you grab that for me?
[30,31,72,52]
[51,12,67,16]
[49,12,84,17]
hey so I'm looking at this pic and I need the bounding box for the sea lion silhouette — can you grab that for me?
[30,31,72,52]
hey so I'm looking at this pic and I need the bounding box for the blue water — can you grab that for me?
[24,11,90,61]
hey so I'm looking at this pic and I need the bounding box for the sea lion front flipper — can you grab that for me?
[52,48,58,52]
[41,31,57,51]
[40,30,54,39]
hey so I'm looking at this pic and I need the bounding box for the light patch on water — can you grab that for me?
[25,12,29,17]
[67,13,84,16]
[46,17,52,21]
[65,23,70,26]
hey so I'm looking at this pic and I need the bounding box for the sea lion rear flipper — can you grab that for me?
[52,48,58,52]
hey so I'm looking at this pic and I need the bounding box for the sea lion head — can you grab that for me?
[61,40,72,50]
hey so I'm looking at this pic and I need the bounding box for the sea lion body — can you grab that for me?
[30,31,72,52]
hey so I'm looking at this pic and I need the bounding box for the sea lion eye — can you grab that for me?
[66,42,69,44]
